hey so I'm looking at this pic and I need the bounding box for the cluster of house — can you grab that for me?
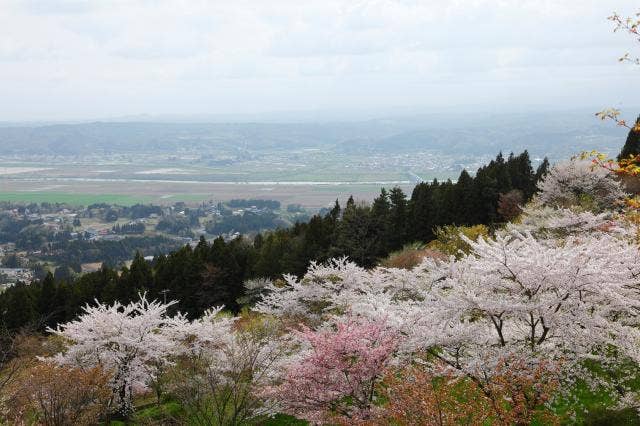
[0,267,33,289]
[84,227,124,241]
[85,218,149,241]
[230,205,271,216]
[0,243,33,289]
[0,202,272,291]
[7,207,77,232]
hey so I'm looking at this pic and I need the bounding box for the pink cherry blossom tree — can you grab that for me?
[271,315,398,423]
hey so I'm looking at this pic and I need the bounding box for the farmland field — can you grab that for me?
[0,191,153,206]
[0,177,416,208]
[0,113,626,207]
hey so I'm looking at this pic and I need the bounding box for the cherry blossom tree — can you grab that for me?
[171,306,236,358]
[535,158,626,212]
[411,230,640,390]
[505,205,626,239]
[48,294,282,420]
[236,277,273,308]
[171,316,291,424]
[271,315,398,423]
[255,257,378,323]
[47,294,192,415]
[255,256,441,331]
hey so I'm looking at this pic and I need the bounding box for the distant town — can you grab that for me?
[0,198,311,290]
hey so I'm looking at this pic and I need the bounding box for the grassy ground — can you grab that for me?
[0,191,153,206]
[108,401,307,425]
[111,368,640,426]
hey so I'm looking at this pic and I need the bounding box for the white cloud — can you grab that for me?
[0,0,638,120]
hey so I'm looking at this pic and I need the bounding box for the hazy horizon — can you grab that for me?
[1,0,639,122]
[5,103,640,127]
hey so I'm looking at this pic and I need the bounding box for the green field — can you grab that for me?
[0,191,154,206]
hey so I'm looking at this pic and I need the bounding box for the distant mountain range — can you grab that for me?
[0,111,630,161]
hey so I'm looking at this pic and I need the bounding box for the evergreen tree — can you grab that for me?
[298,215,333,271]
[53,265,75,283]
[254,231,289,278]
[194,236,209,262]
[200,237,243,312]
[493,152,513,194]
[3,283,36,329]
[129,252,154,292]
[332,201,379,267]
[38,272,56,326]
[535,157,550,184]
[329,199,341,221]
[474,165,499,224]
[157,244,202,317]
[50,281,71,326]
[96,264,121,305]
[371,189,392,254]
[618,115,640,160]
[371,189,391,218]
[345,196,355,212]
[508,151,536,199]
[409,182,435,242]
[253,233,264,250]
[388,187,408,251]
[453,170,479,225]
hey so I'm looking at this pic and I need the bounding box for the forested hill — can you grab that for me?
[0,151,547,331]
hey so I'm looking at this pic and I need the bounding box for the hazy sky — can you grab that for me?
[1,0,639,121]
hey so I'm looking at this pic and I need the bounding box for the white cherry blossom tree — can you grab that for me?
[536,158,626,212]
[170,314,292,424]
[416,231,640,379]
[47,294,193,415]
[505,205,625,238]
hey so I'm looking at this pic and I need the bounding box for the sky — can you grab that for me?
[0,0,639,121]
